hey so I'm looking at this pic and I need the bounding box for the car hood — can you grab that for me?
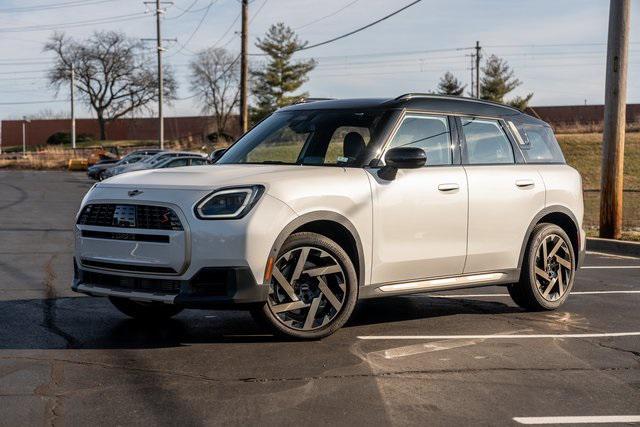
[99,164,345,191]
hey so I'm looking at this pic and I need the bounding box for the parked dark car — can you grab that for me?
[87,149,163,180]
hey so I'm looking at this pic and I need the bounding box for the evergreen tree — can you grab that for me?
[437,71,466,96]
[251,23,316,122]
[479,54,533,109]
[508,93,534,111]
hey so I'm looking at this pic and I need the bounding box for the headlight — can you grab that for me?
[194,185,265,219]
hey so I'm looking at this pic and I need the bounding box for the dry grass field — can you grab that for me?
[557,132,640,240]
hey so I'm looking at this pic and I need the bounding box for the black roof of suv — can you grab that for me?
[282,94,545,126]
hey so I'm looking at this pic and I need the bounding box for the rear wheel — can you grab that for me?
[508,223,575,310]
[251,232,358,340]
[109,296,183,320]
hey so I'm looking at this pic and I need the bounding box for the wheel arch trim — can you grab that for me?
[518,205,581,271]
[268,211,366,287]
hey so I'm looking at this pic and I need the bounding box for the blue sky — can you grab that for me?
[0,0,638,119]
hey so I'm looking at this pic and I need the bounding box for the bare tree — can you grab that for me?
[189,47,240,141]
[45,31,177,140]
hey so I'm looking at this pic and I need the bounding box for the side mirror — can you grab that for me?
[208,148,227,164]
[378,147,426,180]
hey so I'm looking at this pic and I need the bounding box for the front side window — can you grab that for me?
[218,110,386,167]
[462,117,514,164]
[387,115,452,166]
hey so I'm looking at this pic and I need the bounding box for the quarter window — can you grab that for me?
[518,124,565,163]
[388,115,452,166]
[462,117,514,164]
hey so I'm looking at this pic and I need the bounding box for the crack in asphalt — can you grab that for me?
[1,355,637,385]
[595,341,640,361]
[0,182,27,211]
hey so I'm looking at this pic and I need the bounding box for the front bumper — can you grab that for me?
[73,261,270,309]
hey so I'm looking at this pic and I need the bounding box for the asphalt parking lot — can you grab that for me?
[1,170,639,426]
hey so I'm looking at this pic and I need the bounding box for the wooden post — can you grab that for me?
[600,0,631,239]
[239,0,249,133]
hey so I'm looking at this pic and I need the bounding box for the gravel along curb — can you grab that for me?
[587,237,640,257]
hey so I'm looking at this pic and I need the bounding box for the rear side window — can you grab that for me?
[515,124,565,164]
[388,115,452,166]
[461,117,514,164]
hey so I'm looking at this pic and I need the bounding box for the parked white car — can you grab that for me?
[73,94,585,339]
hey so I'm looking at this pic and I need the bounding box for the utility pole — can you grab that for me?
[466,53,475,97]
[70,64,76,150]
[600,0,631,239]
[475,41,481,98]
[144,1,173,150]
[239,0,249,133]
[22,116,29,157]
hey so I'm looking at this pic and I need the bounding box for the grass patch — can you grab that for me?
[556,132,640,190]
[557,132,640,239]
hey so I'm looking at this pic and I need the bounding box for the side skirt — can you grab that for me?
[359,269,520,299]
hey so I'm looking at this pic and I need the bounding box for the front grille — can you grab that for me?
[81,270,181,294]
[81,230,170,243]
[81,259,177,274]
[77,203,183,231]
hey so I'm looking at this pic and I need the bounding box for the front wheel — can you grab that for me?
[109,296,183,320]
[508,223,576,311]
[251,232,358,340]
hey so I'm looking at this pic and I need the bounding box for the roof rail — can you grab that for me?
[294,97,336,104]
[394,93,521,113]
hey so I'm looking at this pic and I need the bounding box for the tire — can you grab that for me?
[508,223,576,311]
[251,232,358,340]
[109,296,183,320]
[98,170,107,181]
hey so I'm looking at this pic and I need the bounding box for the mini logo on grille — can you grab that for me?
[128,189,143,197]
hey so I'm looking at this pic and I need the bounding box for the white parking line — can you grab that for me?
[586,250,640,260]
[424,290,640,299]
[513,415,640,424]
[357,331,640,340]
[582,266,640,269]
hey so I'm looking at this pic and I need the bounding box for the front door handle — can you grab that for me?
[438,183,459,192]
[515,179,535,188]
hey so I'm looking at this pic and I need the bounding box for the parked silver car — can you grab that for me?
[103,151,205,178]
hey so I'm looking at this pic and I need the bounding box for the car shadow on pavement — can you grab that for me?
[0,294,521,350]
[348,294,521,327]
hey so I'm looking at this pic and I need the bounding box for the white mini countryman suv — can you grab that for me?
[73,94,585,339]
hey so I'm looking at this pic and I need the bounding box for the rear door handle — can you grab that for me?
[515,179,535,188]
[438,183,459,192]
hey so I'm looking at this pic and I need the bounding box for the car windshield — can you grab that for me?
[217,109,387,167]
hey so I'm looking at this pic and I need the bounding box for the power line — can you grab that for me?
[294,0,360,31]
[0,12,148,33]
[297,0,423,51]
[0,99,67,105]
[170,0,219,56]
[168,0,200,17]
[0,0,122,13]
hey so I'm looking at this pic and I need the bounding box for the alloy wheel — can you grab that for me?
[267,246,347,331]
[534,234,573,302]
